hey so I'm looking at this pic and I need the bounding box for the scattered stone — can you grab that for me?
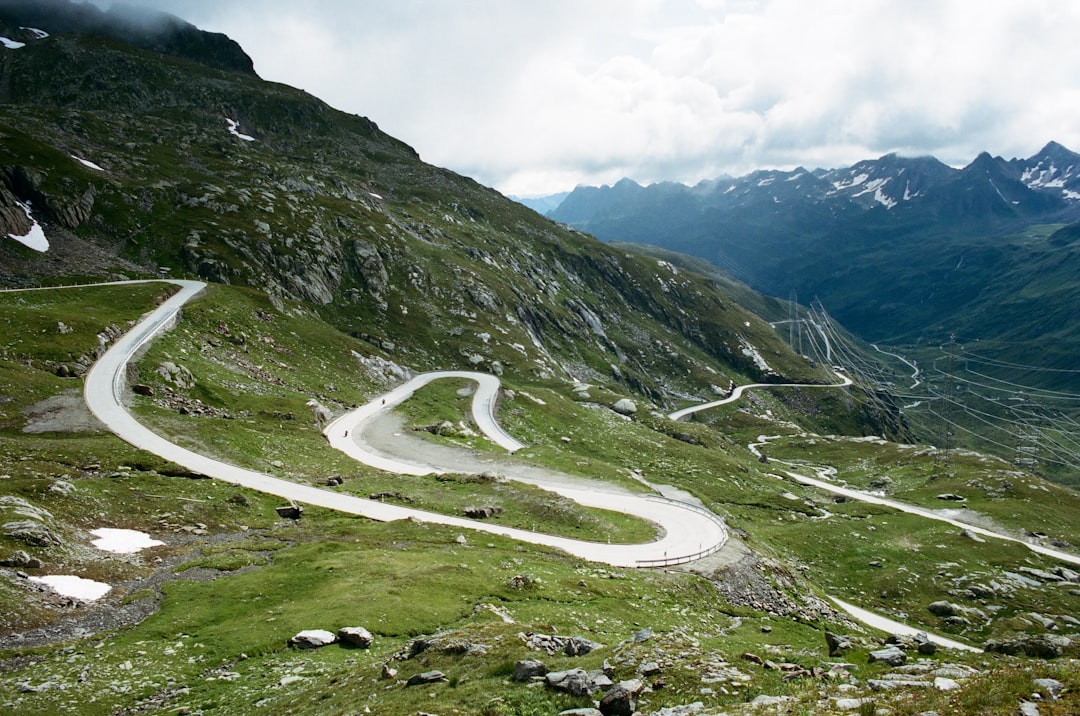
[826,632,853,655]
[0,550,41,568]
[868,646,906,666]
[1033,678,1064,699]
[599,684,636,716]
[337,626,373,648]
[464,505,502,519]
[405,670,448,686]
[133,384,154,396]
[612,399,637,415]
[512,659,548,682]
[275,504,302,520]
[640,662,661,676]
[325,476,344,486]
[508,574,539,590]
[546,668,592,697]
[1053,567,1080,582]
[380,664,397,680]
[960,529,986,542]
[559,710,603,716]
[749,695,792,707]
[369,491,413,503]
[288,630,336,649]
[2,520,62,547]
[564,636,603,656]
[1019,702,1040,716]
[632,627,653,642]
[936,493,965,501]
[455,534,467,545]
[984,634,1073,659]
[934,677,961,691]
[741,652,764,666]
[928,601,960,617]
[834,697,872,711]
[1019,567,1065,583]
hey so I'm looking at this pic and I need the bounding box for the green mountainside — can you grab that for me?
[2,4,1080,715]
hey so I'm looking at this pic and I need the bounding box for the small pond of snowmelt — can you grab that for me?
[6,200,48,252]
[90,527,165,554]
[29,575,111,602]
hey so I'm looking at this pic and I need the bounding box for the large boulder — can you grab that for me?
[546,669,593,697]
[337,626,373,648]
[405,670,448,686]
[612,399,637,416]
[868,646,906,666]
[599,684,636,716]
[288,629,336,649]
[512,659,548,682]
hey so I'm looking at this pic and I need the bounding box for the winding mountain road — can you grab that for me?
[57,278,1074,648]
[81,280,727,568]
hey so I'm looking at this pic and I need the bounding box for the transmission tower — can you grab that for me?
[1012,394,1041,473]
[935,334,958,473]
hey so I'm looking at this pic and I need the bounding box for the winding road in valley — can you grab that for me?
[81,280,727,568]
[55,278,1075,648]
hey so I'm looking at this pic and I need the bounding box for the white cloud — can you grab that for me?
[101,0,1080,195]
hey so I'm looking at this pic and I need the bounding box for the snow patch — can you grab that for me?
[0,36,25,49]
[90,527,165,554]
[832,172,869,191]
[6,200,49,252]
[738,337,773,374]
[1064,190,1080,200]
[225,118,255,142]
[21,27,49,39]
[368,191,383,200]
[71,155,104,171]
[29,575,111,602]
[873,187,896,209]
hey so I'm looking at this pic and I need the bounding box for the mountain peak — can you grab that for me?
[0,0,255,75]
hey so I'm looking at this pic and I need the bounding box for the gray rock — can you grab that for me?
[2,521,62,547]
[1019,567,1064,583]
[960,529,985,542]
[632,627,653,642]
[1053,567,1080,582]
[405,670,447,686]
[564,636,603,656]
[288,629,336,649]
[546,668,592,697]
[984,634,1072,658]
[0,550,41,568]
[1033,678,1064,699]
[936,493,965,501]
[599,684,636,716]
[640,661,662,676]
[826,631,853,655]
[868,678,929,690]
[612,398,637,415]
[928,600,960,617]
[337,626,373,648]
[1019,702,1040,716]
[868,646,906,666]
[512,659,548,682]
[558,710,603,716]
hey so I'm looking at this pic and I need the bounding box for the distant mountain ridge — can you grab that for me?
[547,142,1080,368]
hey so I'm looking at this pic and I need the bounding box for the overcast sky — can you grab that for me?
[98,0,1080,197]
